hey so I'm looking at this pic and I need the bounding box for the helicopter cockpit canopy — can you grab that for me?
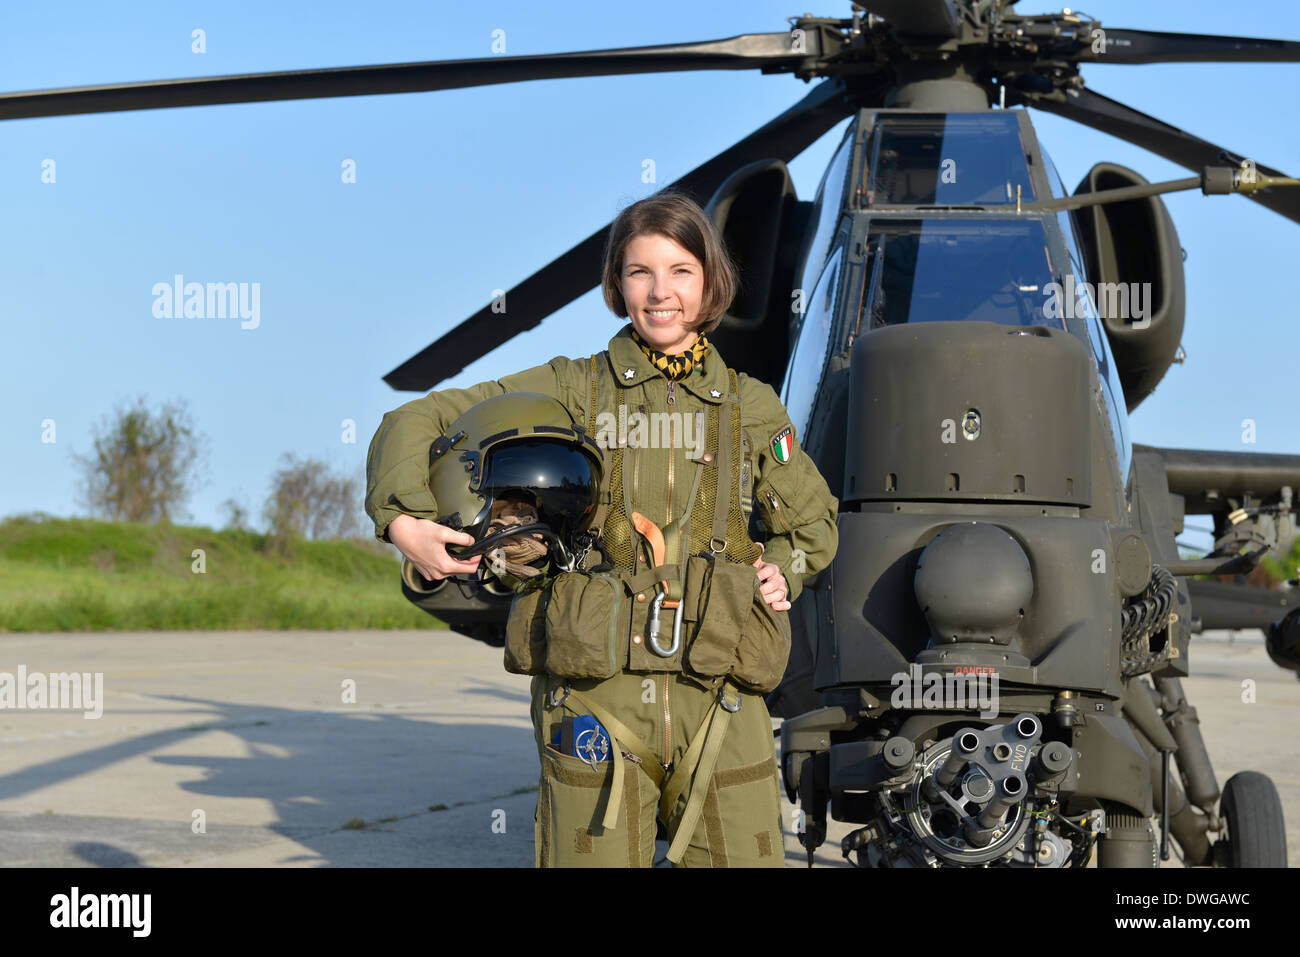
[866,113,1037,207]
[864,219,1059,329]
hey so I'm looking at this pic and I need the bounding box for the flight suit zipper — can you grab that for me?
[663,673,672,770]
[664,378,675,769]
[767,491,792,534]
[632,402,645,509]
[666,379,675,525]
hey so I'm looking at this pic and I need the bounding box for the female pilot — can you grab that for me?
[366,190,838,867]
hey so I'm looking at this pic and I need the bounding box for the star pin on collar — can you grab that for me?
[623,368,635,380]
[709,389,722,398]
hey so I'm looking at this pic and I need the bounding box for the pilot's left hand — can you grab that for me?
[754,555,791,612]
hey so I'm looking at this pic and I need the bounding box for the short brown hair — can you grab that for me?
[601,190,738,335]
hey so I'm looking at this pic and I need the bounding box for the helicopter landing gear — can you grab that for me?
[1213,771,1287,868]
[1097,809,1158,868]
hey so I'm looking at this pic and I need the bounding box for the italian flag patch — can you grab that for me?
[771,425,794,464]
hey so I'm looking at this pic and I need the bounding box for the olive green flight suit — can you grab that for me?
[365,322,839,867]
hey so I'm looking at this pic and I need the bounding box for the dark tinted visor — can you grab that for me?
[479,439,601,542]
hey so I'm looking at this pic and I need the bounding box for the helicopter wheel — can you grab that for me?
[1213,771,1287,867]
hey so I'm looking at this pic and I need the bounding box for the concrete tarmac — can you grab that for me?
[0,629,1294,867]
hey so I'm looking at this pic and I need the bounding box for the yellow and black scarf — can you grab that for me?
[630,328,710,381]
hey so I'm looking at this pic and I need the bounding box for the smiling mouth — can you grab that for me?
[645,309,679,319]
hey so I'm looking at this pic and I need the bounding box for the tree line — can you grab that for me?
[72,396,366,545]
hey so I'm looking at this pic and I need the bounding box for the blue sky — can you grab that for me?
[1,0,1297,553]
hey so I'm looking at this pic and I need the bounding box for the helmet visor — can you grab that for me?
[478,439,601,544]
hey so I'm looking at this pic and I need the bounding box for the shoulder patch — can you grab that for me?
[770,425,794,464]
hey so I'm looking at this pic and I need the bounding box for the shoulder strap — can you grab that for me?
[709,375,735,553]
[725,369,763,564]
[583,353,613,566]
[586,353,600,435]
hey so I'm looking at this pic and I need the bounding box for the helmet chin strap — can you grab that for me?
[451,522,585,578]
[449,521,554,559]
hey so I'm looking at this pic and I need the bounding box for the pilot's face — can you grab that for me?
[620,232,704,355]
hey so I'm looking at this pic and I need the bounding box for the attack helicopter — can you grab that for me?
[11,0,1298,868]
[382,1,1300,869]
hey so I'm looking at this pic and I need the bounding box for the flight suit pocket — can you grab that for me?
[733,596,792,694]
[504,581,550,675]
[537,744,615,868]
[756,459,805,535]
[544,572,623,680]
[683,556,792,693]
[683,557,756,678]
[704,755,784,868]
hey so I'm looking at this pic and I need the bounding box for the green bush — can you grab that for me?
[0,517,445,632]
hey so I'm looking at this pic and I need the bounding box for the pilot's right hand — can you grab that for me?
[388,514,482,580]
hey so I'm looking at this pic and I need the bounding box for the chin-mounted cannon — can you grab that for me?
[785,710,1091,868]
[867,714,1078,866]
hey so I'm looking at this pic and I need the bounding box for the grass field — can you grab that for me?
[2,512,1294,633]
[0,514,444,632]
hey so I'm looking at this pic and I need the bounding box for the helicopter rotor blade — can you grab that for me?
[0,32,820,121]
[382,76,856,391]
[1074,28,1300,64]
[1027,86,1300,224]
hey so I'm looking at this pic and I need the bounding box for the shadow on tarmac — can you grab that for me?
[0,693,540,867]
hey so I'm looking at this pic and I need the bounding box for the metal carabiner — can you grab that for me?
[547,681,571,709]
[647,590,682,657]
[719,685,742,713]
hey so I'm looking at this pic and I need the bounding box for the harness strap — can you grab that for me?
[658,372,745,857]
[603,729,627,831]
[561,686,665,787]
[663,679,741,864]
[710,375,736,552]
[554,686,656,832]
[657,687,718,821]
[552,677,740,854]
[551,359,748,848]
[624,563,685,597]
[662,456,705,578]
[655,403,709,605]
[583,353,612,570]
[590,351,757,575]
[553,685,660,830]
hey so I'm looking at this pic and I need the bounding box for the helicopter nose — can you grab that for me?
[913,521,1033,646]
